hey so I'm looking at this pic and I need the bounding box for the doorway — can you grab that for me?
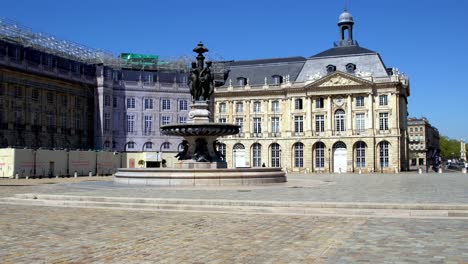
[333,142,347,173]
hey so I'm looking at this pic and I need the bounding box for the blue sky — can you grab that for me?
[3,0,468,140]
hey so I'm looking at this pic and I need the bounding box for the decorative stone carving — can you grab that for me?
[319,76,360,87]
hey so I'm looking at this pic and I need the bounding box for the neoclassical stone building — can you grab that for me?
[214,10,410,173]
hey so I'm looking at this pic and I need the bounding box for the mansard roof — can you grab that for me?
[224,56,306,86]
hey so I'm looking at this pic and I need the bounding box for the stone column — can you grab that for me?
[347,94,352,135]
[305,97,312,134]
[368,93,374,133]
[327,96,332,135]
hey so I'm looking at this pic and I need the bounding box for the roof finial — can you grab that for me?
[344,0,348,12]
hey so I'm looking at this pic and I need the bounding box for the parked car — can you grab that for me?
[447,162,466,170]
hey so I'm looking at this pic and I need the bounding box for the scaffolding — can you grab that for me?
[0,18,117,65]
[0,18,228,73]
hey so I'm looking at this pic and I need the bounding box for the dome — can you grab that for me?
[338,11,353,24]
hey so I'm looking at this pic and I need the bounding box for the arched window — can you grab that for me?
[270,143,281,167]
[252,143,262,167]
[326,64,336,73]
[272,75,283,85]
[315,142,325,168]
[237,77,247,86]
[335,110,346,132]
[379,141,389,168]
[294,142,304,167]
[355,141,366,168]
[144,142,153,150]
[235,102,243,113]
[346,63,356,73]
[161,142,171,150]
[126,141,135,151]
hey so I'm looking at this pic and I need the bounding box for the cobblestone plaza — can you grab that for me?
[1,172,467,263]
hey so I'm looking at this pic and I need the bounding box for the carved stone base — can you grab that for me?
[188,101,210,124]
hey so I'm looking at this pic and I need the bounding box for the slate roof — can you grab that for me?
[296,45,389,82]
[310,45,376,58]
[224,57,306,86]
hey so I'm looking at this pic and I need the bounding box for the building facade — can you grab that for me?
[407,117,440,169]
[214,10,410,173]
[0,38,96,149]
[0,19,191,159]
[95,68,191,154]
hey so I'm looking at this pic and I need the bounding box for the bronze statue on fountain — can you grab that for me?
[161,42,238,168]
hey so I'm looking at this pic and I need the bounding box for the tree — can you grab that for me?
[439,135,460,160]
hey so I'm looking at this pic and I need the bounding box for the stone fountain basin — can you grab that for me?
[160,123,240,137]
[114,167,287,186]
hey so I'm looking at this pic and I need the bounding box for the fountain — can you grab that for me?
[114,42,286,186]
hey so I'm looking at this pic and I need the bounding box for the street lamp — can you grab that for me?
[328,148,331,173]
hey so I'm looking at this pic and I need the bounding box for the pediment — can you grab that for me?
[305,72,373,89]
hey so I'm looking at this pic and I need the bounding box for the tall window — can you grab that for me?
[271,143,281,167]
[62,95,68,107]
[113,96,117,108]
[315,142,325,168]
[379,112,389,131]
[235,118,244,133]
[219,103,226,113]
[126,115,135,132]
[252,143,262,167]
[271,117,280,133]
[218,143,226,157]
[356,141,366,168]
[315,115,325,132]
[356,113,365,132]
[379,95,388,106]
[294,116,303,133]
[144,115,152,134]
[179,116,187,123]
[75,114,81,129]
[162,99,171,110]
[379,141,389,168]
[271,100,280,112]
[47,92,54,104]
[127,98,135,109]
[75,97,81,108]
[235,102,243,113]
[145,142,153,149]
[253,117,262,134]
[294,98,303,110]
[162,116,171,125]
[334,110,346,132]
[61,113,68,128]
[32,89,39,101]
[356,96,364,107]
[179,100,188,111]
[218,118,227,123]
[144,98,153,110]
[294,143,304,167]
[104,95,110,107]
[316,98,324,108]
[104,112,110,131]
[253,101,261,113]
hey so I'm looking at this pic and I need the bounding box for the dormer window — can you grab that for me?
[326,64,336,73]
[237,77,247,86]
[346,63,356,73]
[272,75,283,85]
